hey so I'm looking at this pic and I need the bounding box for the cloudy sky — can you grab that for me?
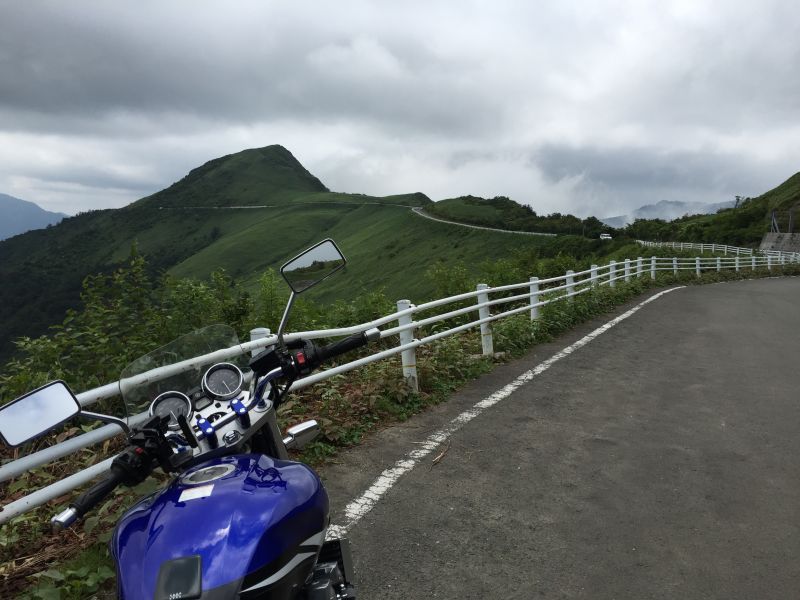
[1,0,798,217]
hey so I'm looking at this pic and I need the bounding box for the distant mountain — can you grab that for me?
[0,145,550,363]
[602,199,736,228]
[136,145,329,209]
[0,194,67,240]
[625,171,800,246]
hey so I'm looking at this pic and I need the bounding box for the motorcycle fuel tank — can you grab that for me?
[111,454,329,599]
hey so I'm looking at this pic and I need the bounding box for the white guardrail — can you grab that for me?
[638,239,800,261]
[1,241,799,524]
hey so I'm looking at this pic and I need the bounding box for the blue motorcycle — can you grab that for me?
[0,239,379,599]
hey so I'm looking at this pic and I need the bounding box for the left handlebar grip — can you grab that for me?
[66,469,125,524]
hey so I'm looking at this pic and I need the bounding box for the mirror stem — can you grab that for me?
[80,411,130,436]
[276,291,296,349]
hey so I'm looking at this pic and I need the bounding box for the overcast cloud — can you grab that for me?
[0,0,798,216]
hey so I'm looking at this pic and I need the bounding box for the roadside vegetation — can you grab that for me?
[2,242,798,598]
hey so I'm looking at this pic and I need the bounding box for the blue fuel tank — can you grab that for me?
[111,454,329,599]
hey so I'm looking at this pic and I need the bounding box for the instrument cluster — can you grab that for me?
[148,363,245,432]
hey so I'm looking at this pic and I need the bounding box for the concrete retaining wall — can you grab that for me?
[760,233,800,254]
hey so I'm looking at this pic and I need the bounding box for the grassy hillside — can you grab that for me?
[625,171,800,245]
[0,146,552,362]
[7,143,785,364]
[427,195,615,237]
[136,145,329,208]
[168,203,563,302]
[0,147,418,359]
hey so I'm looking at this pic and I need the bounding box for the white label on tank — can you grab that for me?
[179,484,214,502]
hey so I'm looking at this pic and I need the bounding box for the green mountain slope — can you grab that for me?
[136,145,329,208]
[168,202,557,302]
[427,195,614,237]
[625,171,800,245]
[0,145,551,362]
[3,143,794,367]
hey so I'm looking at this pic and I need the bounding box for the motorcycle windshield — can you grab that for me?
[118,324,243,426]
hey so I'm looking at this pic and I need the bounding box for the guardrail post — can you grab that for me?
[735,256,740,272]
[565,270,575,302]
[477,284,494,356]
[716,257,721,272]
[724,245,728,255]
[767,255,773,271]
[781,254,786,266]
[736,247,740,256]
[249,327,271,356]
[529,277,540,320]
[650,256,657,280]
[590,264,598,287]
[397,299,418,392]
[624,259,631,282]
[695,257,701,277]
[751,256,756,270]
[672,257,678,275]
[609,260,617,287]
[636,257,643,277]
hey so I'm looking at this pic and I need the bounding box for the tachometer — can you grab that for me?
[149,391,193,431]
[202,363,244,400]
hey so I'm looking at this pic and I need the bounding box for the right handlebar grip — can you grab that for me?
[315,332,369,363]
[69,469,125,520]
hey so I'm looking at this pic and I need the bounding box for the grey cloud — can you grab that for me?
[0,0,798,217]
[25,165,158,195]
[533,143,788,213]
[0,4,504,138]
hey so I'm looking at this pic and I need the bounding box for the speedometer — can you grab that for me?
[202,363,244,400]
[149,391,193,431]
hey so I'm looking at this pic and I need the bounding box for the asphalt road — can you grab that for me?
[320,278,800,599]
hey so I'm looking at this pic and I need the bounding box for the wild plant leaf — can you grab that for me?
[31,587,61,600]
[83,516,99,535]
[40,569,66,581]
[9,477,30,493]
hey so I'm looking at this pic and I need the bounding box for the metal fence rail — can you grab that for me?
[1,248,798,524]
[637,239,800,261]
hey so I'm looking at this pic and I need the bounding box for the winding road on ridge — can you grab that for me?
[320,277,800,599]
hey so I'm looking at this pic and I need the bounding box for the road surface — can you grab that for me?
[320,278,800,599]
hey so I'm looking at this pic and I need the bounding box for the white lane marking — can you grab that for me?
[326,286,686,540]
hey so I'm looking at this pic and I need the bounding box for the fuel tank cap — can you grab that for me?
[180,463,236,485]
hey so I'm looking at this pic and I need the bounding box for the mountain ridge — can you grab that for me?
[134,145,329,209]
[601,199,737,228]
[0,146,531,363]
[0,193,67,241]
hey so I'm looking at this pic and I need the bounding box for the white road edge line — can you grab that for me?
[326,286,686,540]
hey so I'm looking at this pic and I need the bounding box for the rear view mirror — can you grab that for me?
[0,381,81,447]
[281,239,346,294]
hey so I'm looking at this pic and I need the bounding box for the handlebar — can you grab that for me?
[314,328,381,364]
[52,327,383,530]
[52,467,126,530]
